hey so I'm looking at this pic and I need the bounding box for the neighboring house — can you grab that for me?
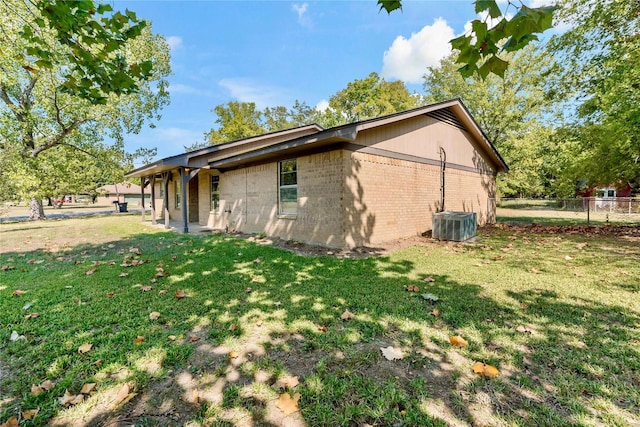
[125,99,508,248]
[96,182,150,207]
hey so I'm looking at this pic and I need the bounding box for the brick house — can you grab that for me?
[125,99,508,248]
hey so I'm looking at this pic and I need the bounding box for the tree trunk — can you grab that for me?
[29,197,46,220]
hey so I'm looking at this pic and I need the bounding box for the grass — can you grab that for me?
[1,216,639,426]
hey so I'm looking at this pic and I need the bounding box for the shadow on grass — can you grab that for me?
[1,229,639,426]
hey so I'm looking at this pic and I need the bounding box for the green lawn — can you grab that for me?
[1,216,639,426]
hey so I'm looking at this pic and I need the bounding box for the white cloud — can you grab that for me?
[382,18,455,84]
[529,0,557,7]
[292,3,311,27]
[166,36,183,51]
[169,83,213,97]
[218,78,290,109]
[315,99,330,112]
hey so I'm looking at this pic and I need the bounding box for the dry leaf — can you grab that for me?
[228,350,238,359]
[60,390,83,406]
[564,255,573,261]
[12,290,25,296]
[30,384,44,396]
[119,272,129,277]
[228,323,237,331]
[134,336,145,345]
[431,308,440,317]
[256,319,263,327]
[245,287,253,293]
[424,276,435,282]
[140,285,152,292]
[78,343,93,354]
[449,336,469,347]
[254,257,262,263]
[10,331,25,341]
[40,380,55,391]
[105,292,115,298]
[158,289,168,294]
[193,389,200,407]
[175,290,187,299]
[168,335,177,341]
[380,346,404,361]
[129,247,141,255]
[24,313,40,320]
[576,242,588,250]
[80,383,96,394]
[85,268,97,276]
[22,408,39,420]
[472,362,499,378]
[111,383,136,409]
[516,325,533,334]
[317,324,327,332]
[276,392,301,416]
[277,376,300,390]
[1,416,18,427]
[149,311,160,320]
[188,335,201,343]
[530,268,541,274]
[340,310,355,320]
[406,285,420,292]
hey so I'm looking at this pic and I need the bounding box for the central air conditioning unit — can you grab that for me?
[432,212,477,242]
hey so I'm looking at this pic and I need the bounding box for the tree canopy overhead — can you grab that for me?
[0,0,171,219]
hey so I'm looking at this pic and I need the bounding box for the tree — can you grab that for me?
[423,46,557,197]
[328,72,422,124]
[378,0,556,79]
[548,0,640,190]
[0,0,170,219]
[206,101,266,144]
[13,0,154,104]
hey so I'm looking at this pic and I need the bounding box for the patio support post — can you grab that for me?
[150,175,157,225]
[140,177,146,222]
[162,172,170,229]
[180,167,189,233]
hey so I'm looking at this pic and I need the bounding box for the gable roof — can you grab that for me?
[126,99,507,178]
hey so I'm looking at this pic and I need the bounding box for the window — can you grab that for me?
[175,179,181,209]
[211,175,220,211]
[278,159,297,215]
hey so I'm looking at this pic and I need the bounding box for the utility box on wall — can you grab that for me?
[432,212,477,242]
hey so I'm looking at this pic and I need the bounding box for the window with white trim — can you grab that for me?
[175,179,181,209]
[278,159,297,215]
[211,175,220,211]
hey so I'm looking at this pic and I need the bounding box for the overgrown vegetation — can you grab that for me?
[1,216,639,426]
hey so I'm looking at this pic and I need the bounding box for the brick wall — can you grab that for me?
[343,151,496,247]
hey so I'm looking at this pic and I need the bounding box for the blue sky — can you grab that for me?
[114,1,535,163]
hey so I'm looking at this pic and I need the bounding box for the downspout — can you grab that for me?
[439,147,446,213]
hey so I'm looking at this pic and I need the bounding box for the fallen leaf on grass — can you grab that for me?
[340,310,355,320]
[60,390,84,406]
[129,247,141,255]
[168,335,177,341]
[276,392,301,416]
[10,331,25,341]
[140,285,152,292]
[228,351,239,359]
[22,408,39,420]
[431,308,440,317]
[175,290,187,299]
[317,324,327,332]
[564,255,573,261]
[134,336,145,345]
[1,265,15,271]
[159,289,168,294]
[256,319,263,327]
[31,384,45,396]
[424,276,435,283]
[78,343,93,354]
[406,285,420,292]
[276,376,300,389]
[245,287,252,293]
[111,383,136,409]
[11,290,25,296]
[422,293,439,302]
[193,389,200,407]
[24,313,39,320]
[228,324,237,331]
[119,272,129,277]
[516,325,533,334]
[380,346,404,361]
[105,292,115,298]
[472,362,499,377]
[0,416,18,427]
[188,335,201,343]
[80,383,96,394]
[530,268,541,274]
[149,312,160,320]
[85,268,97,276]
[576,242,588,250]
[449,336,469,347]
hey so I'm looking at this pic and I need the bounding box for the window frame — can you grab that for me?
[278,159,298,216]
[211,175,220,212]
[175,179,181,209]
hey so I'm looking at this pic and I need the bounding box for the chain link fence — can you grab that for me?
[492,198,640,225]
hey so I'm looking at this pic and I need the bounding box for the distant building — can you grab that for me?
[96,182,150,207]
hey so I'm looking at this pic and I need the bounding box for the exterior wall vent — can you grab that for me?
[432,212,477,242]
